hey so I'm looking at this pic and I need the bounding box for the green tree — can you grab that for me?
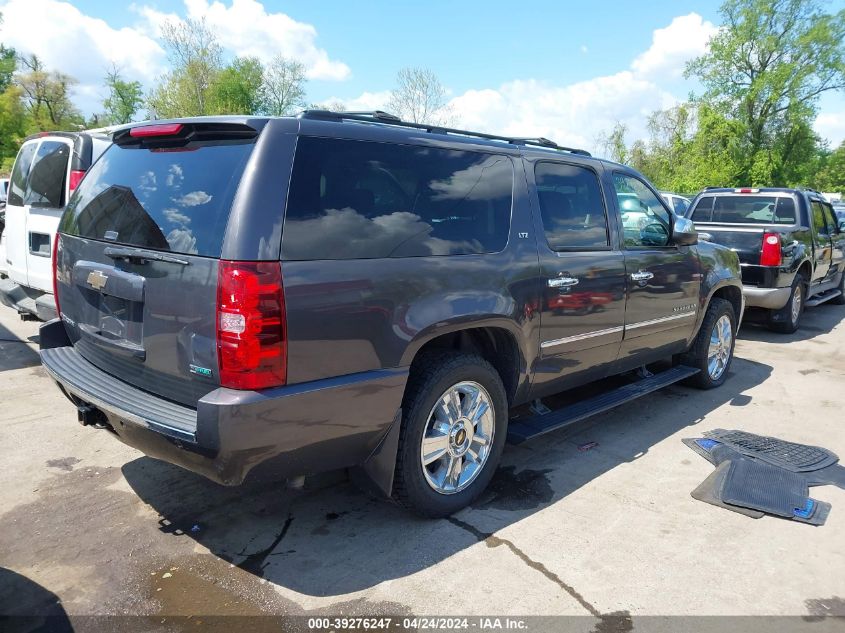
[16,54,83,130]
[210,56,264,114]
[103,65,144,124]
[148,18,222,118]
[597,122,630,164]
[0,12,15,92]
[262,55,306,116]
[687,0,845,185]
[0,84,27,169]
[815,141,845,191]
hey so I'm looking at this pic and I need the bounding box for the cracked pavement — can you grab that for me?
[1,303,844,626]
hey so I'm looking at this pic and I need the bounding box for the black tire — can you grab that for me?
[830,271,845,305]
[393,350,508,518]
[681,297,736,389]
[767,274,805,333]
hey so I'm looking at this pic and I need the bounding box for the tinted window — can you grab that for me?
[821,203,839,233]
[613,173,671,247]
[689,196,715,222]
[283,137,513,260]
[61,140,255,257]
[810,201,828,236]
[8,142,37,207]
[673,196,690,216]
[25,141,70,208]
[535,162,609,249]
[696,196,797,225]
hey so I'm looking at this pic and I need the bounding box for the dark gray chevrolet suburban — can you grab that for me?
[39,112,744,517]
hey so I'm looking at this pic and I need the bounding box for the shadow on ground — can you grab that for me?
[122,354,773,600]
[0,567,72,633]
[0,322,40,372]
[739,302,844,344]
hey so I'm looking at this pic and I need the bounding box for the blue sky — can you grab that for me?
[2,0,844,152]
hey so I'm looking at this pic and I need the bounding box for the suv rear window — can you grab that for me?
[61,139,254,257]
[283,137,513,260]
[691,195,797,225]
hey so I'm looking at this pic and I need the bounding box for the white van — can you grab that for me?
[0,131,111,319]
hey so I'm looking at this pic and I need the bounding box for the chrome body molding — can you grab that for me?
[540,312,697,350]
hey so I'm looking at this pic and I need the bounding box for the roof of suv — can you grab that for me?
[116,112,624,169]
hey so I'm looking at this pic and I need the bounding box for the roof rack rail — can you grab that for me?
[297,110,592,157]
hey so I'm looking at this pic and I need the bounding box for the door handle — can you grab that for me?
[548,276,579,288]
[631,270,654,282]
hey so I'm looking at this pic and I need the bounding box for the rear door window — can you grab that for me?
[8,142,37,207]
[283,137,513,260]
[534,162,609,249]
[61,140,255,257]
[25,140,70,208]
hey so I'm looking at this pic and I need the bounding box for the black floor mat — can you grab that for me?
[682,438,741,466]
[690,461,764,518]
[703,429,838,472]
[805,464,845,489]
[720,458,809,518]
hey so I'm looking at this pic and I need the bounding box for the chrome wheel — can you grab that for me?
[420,381,495,495]
[790,286,802,324]
[707,315,733,380]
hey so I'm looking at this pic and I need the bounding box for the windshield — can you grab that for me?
[60,139,255,257]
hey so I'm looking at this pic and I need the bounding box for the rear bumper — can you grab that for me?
[0,278,56,320]
[40,334,408,485]
[743,285,791,310]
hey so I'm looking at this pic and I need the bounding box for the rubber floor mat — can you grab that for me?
[683,438,742,466]
[703,429,839,472]
[806,464,845,489]
[721,458,809,518]
[690,461,764,518]
[790,497,832,526]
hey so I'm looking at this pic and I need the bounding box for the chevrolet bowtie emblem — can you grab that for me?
[87,270,108,291]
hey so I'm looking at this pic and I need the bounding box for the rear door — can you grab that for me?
[24,138,73,292]
[528,160,627,396]
[56,123,261,406]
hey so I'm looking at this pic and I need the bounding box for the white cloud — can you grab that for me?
[448,74,678,155]
[138,0,350,81]
[0,0,165,113]
[815,112,845,147]
[331,14,715,156]
[632,13,718,80]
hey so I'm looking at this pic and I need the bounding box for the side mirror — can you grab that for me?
[673,216,699,246]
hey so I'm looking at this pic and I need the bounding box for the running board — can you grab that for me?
[805,289,842,307]
[507,365,700,444]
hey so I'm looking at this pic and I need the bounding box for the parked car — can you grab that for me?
[0,130,111,319]
[686,187,845,333]
[0,176,8,234]
[660,191,692,216]
[39,112,743,517]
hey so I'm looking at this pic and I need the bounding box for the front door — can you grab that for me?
[528,160,627,398]
[611,173,699,367]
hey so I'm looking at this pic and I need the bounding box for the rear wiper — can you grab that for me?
[104,247,190,266]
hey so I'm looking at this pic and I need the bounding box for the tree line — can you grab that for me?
[2,0,844,194]
[599,0,845,194]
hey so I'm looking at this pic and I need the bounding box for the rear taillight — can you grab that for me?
[760,232,782,267]
[68,169,86,193]
[216,261,286,390]
[52,233,62,317]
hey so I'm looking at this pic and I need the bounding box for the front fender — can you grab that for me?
[693,241,744,334]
